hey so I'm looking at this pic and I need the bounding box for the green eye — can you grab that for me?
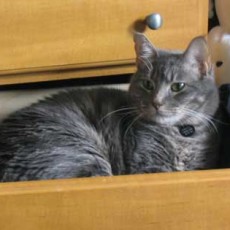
[171,82,186,92]
[140,79,154,92]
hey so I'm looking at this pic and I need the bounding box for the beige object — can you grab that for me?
[208,0,230,85]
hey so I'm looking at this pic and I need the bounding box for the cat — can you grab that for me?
[0,33,221,182]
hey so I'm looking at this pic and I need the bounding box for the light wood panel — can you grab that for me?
[0,169,230,230]
[0,63,135,85]
[0,0,208,78]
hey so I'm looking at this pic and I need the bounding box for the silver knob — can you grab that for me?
[146,13,163,30]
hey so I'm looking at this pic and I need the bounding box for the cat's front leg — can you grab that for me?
[41,153,113,180]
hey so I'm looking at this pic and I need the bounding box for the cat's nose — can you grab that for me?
[152,100,162,110]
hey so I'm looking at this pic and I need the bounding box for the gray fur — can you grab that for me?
[0,34,221,182]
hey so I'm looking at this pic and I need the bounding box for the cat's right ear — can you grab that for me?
[133,32,158,71]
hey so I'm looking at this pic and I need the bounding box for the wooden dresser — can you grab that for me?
[1,1,229,230]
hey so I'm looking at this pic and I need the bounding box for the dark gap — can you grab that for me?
[0,74,132,92]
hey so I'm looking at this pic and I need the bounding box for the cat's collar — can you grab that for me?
[178,125,195,137]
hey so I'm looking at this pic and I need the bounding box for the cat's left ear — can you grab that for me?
[183,36,212,76]
[133,32,158,71]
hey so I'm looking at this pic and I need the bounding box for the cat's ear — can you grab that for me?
[133,32,158,71]
[183,36,212,76]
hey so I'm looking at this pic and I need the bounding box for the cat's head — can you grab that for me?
[129,33,219,125]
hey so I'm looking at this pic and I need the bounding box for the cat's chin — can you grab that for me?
[144,111,184,126]
[151,115,179,126]
[141,107,188,126]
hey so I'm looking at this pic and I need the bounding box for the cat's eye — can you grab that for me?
[171,82,185,92]
[140,79,154,92]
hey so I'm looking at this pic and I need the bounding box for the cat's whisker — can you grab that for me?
[160,107,218,135]
[201,111,230,126]
[184,108,218,134]
[116,110,138,131]
[184,112,213,133]
[99,107,137,123]
[175,108,212,132]
[124,114,142,138]
[179,107,219,135]
[209,117,230,125]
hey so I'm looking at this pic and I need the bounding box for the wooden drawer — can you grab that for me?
[0,170,230,230]
[0,0,208,85]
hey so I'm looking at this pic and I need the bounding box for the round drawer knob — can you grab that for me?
[146,13,163,30]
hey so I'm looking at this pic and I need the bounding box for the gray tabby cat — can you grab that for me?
[0,33,221,182]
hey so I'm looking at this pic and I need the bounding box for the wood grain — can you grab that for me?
[0,169,230,230]
[0,0,208,80]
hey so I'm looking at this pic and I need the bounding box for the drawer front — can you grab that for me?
[0,170,230,230]
[0,0,208,81]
